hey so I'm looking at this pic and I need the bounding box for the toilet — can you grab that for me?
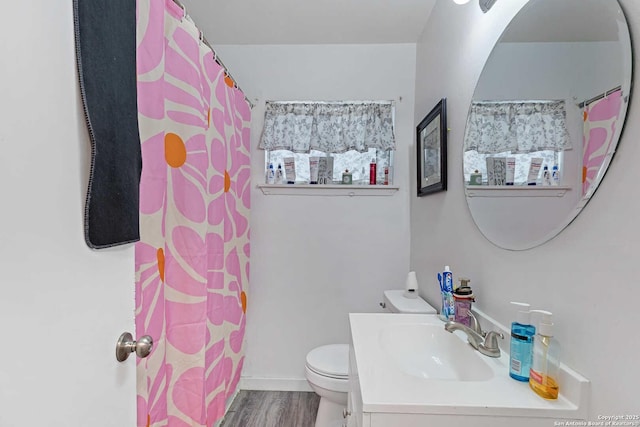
[305,289,437,427]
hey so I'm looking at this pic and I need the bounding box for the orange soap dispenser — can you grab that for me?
[529,310,561,399]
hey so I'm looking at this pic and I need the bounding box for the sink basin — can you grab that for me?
[379,322,494,381]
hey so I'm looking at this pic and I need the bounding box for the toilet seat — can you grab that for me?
[305,344,349,379]
[305,365,350,393]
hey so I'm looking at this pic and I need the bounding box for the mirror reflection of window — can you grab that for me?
[463,99,571,185]
[464,150,561,185]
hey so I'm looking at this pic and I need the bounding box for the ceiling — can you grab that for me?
[178,0,437,45]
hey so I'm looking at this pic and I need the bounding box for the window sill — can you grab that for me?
[257,183,399,196]
[465,185,571,198]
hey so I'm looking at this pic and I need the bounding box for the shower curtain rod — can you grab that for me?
[265,100,397,104]
[578,86,622,109]
[172,0,254,109]
[474,99,565,104]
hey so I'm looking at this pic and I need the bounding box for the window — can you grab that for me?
[259,101,395,184]
[266,148,392,184]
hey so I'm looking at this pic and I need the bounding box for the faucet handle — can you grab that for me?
[468,311,485,337]
[484,331,504,348]
[478,330,504,358]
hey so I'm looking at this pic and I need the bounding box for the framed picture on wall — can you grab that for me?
[417,98,447,196]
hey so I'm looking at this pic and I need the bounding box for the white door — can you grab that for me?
[0,1,136,425]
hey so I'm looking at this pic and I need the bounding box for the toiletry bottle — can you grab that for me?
[542,165,551,186]
[266,162,275,184]
[341,169,353,185]
[470,170,483,185]
[453,279,474,327]
[552,165,560,186]
[369,158,377,185]
[384,166,389,185]
[529,310,561,399]
[437,273,446,321]
[509,302,535,382]
[275,163,284,184]
[360,166,367,185]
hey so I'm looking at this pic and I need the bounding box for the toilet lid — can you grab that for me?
[305,344,349,379]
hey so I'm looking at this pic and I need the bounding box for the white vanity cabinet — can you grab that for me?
[346,346,361,427]
[347,313,590,427]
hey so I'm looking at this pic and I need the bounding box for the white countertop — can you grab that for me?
[349,313,589,419]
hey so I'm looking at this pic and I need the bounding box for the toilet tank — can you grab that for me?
[383,290,437,314]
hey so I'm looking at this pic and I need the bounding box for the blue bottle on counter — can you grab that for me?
[509,302,535,382]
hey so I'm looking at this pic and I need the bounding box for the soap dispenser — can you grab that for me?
[529,310,561,399]
[453,279,474,327]
[509,302,535,382]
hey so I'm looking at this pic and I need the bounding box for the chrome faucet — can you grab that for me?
[444,321,485,350]
[444,317,504,358]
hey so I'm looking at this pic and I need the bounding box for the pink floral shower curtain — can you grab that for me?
[134,1,251,425]
[582,89,622,198]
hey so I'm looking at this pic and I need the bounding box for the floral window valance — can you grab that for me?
[259,101,396,153]
[463,100,572,154]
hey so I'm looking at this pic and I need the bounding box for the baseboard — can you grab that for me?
[239,376,313,392]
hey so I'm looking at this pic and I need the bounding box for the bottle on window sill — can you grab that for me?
[360,167,367,185]
[469,170,483,186]
[551,165,560,186]
[342,169,353,185]
[266,162,275,184]
[275,163,284,184]
[542,165,552,186]
[369,158,377,185]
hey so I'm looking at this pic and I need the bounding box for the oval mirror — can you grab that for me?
[462,0,632,250]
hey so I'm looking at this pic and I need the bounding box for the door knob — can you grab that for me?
[115,332,153,362]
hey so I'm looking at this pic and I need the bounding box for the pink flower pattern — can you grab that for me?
[582,89,622,198]
[135,1,250,425]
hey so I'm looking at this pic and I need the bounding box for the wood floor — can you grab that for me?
[221,391,320,427]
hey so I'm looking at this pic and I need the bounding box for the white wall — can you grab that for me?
[0,1,136,426]
[476,42,622,103]
[412,0,640,417]
[213,44,416,389]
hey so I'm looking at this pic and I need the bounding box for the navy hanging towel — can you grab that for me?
[73,0,142,249]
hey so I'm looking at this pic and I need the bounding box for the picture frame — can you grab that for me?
[417,98,447,196]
